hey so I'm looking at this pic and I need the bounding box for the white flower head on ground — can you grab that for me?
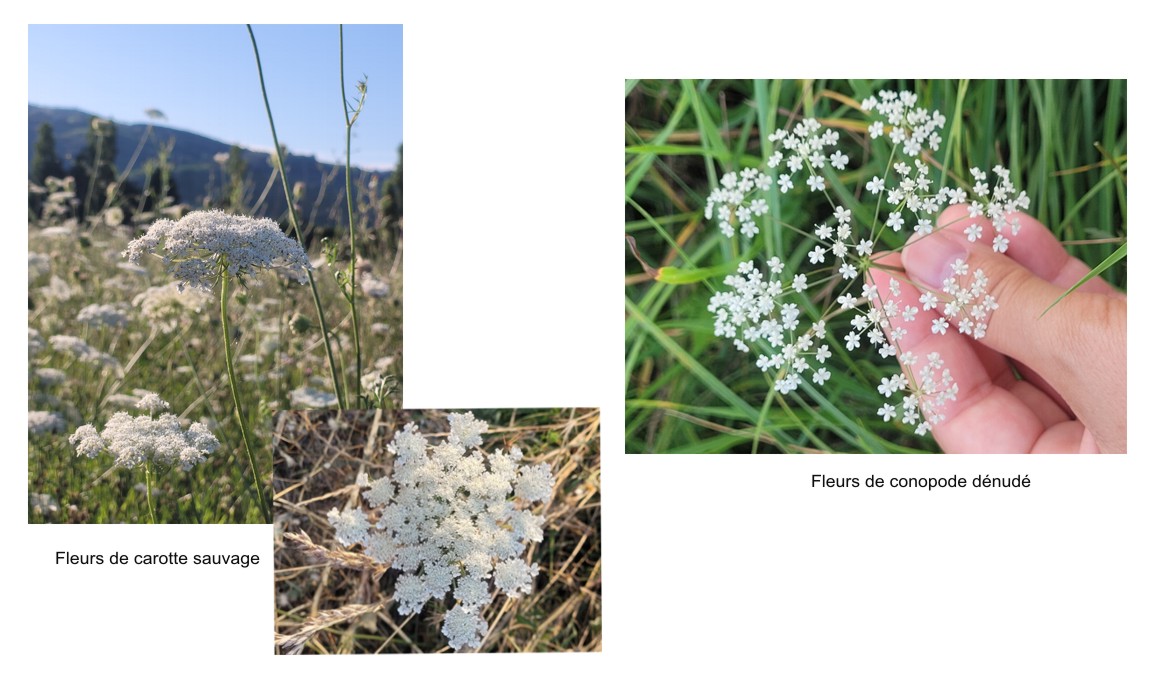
[122,209,311,291]
[326,412,555,651]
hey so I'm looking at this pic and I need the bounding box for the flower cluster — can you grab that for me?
[705,169,773,238]
[327,412,554,651]
[360,273,391,298]
[75,303,130,329]
[29,328,46,357]
[288,384,339,409]
[133,282,211,333]
[861,89,946,157]
[706,259,832,393]
[959,165,1031,253]
[68,393,219,470]
[122,210,311,291]
[843,278,906,359]
[768,118,843,194]
[701,88,1032,436]
[807,205,871,277]
[919,259,998,339]
[879,352,959,436]
[29,410,65,435]
[49,335,121,371]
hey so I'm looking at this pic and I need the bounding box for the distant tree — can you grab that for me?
[380,144,402,227]
[30,122,65,185]
[226,145,249,211]
[125,161,181,215]
[70,117,120,217]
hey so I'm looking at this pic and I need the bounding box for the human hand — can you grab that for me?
[869,204,1126,453]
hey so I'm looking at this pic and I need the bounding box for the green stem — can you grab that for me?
[247,24,347,410]
[340,25,363,402]
[143,460,156,524]
[220,272,272,523]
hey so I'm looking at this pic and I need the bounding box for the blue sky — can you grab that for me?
[28,24,402,170]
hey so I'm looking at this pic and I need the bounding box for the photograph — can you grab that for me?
[27,24,403,523]
[272,408,601,654]
[626,79,1126,454]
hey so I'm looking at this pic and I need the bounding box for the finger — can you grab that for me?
[868,258,1083,452]
[937,204,1122,298]
[865,258,1074,452]
[935,205,1114,415]
[901,215,1126,452]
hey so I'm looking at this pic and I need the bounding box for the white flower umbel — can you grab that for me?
[706,259,831,395]
[123,210,304,523]
[360,273,391,298]
[133,282,211,333]
[960,165,1031,252]
[696,87,1038,440]
[69,392,219,523]
[69,393,217,471]
[75,303,130,329]
[123,209,311,292]
[29,411,66,435]
[882,352,960,436]
[327,413,555,652]
[919,259,998,340]
[70,412,218,471]
[861,89,946,158]
[289,385,340,409]
[768,117,842,195]
[705,169,774,238]
[49,335,121,372]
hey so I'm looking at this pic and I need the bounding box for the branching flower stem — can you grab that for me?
[340,25,366,403]
[246,24,347,410]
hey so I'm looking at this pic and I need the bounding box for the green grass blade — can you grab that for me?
[1039,241,1126,318]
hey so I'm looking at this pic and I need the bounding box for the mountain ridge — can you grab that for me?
[28,104,391,226]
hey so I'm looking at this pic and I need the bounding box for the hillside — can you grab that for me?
[28,104,391,227]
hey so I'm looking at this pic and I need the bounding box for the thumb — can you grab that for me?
[901,226,1125,450]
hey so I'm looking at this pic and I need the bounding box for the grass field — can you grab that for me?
[28,212,401,523]
[272,408,601,653]
[625,79,1127,454]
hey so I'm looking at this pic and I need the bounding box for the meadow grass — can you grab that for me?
[28,221,402,523]
[625,79,1127,454]
[272,408,601,653]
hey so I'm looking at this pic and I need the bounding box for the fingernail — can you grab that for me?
[903,230,968,290]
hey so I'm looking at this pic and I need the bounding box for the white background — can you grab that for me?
[6,3,1154,680]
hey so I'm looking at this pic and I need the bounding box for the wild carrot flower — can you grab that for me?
[76,303,130,329]
[49,335,121,370]
[68,392,219,471]
[28,411,65,435]
[289,385,340,408]
[123,209,311,291]
[133,282,211,333]
[360,273,391,298]
[327,413,554,651]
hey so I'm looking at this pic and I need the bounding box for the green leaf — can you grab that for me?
[655,262,736,285]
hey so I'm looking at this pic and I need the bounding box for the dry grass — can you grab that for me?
[272,408,601,654]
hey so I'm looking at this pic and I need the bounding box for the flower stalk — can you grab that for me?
[246,24,347,410]
[143,460,156,524]
[340,25,367,404]
[219,268,271,523]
